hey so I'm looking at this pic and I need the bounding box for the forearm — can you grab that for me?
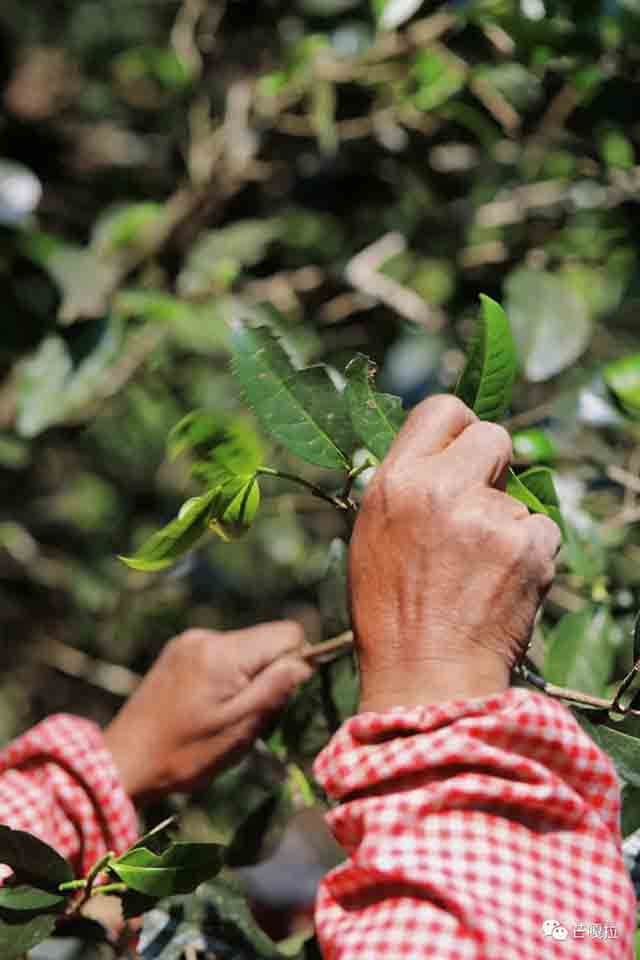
[0,715,138,879]
[314,689,635,959]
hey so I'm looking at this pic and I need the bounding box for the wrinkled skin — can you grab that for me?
[350,395,561,712]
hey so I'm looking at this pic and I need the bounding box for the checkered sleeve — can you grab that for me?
[0,714,139,878]
[313,688,637,959]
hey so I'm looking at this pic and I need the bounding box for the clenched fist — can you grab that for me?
[104,622,311,802]
[350,395,560,712]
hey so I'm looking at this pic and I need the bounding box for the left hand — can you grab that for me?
[104,623,311,803]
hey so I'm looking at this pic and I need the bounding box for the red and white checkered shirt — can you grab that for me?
[314,689,636,959]
[0,694,635,957]
[0,713,138,879]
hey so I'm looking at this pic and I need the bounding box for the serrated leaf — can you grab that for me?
[111,842,225,897]
[231,326,352,469]
[0,826,73,889]
[507,467,565,537]
[505,269,593,382]
[455,294,517,422]
[344,354,405,461]
[603,353,640,420]
[0,913,56,959]
[545,607,615,697]
[120,489,219,571]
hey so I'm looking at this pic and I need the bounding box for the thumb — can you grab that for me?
[220,655,312,728]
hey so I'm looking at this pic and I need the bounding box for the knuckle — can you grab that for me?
[274,619,305,648]
[406,394,475,438]
[419,393,472,425]
[273,656,309,688]
[472,421,513,459]
[366,462,409,512]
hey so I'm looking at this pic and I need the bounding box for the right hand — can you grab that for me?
[349,395,561,713]
[104,622,311,803]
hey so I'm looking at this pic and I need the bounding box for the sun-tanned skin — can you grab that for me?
[349,394,561,712]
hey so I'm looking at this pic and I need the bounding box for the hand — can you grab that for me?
[349,395,561,712]
[104,622,311,803]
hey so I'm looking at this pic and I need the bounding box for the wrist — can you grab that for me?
[358,653,510,713]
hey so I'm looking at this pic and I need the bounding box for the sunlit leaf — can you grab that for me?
[603,353,640,420]
[120,489,219,571]
[16,319,124,437]
[545,607,615,697]
[455,294,517,421]
[513,429,557,463]
[344,354,405,461]
[505,269,593,382]
[507,467,565,536]
[231,325,353,469]
[111,842,225,897]
[209,475,261,543]
[170,412,263,489]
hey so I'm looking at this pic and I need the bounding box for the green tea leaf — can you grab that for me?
[507,467,565,536]
[545,607,615,697]
[505,269,593,382]
[344,354,405,461]
[603,353,640,419]
[512,429,557,463]
[621,784,640,838]
[576,712,640,789]
[120,489,219,571]
[231,326,353,469]
[455,294,517,422]
[111,842,225,897]
[17,319,124,437]
[209,475,261,543]
[0,826,73,889]
[0,913,56,959]
[170,412,263,487]
[0,885,65,913]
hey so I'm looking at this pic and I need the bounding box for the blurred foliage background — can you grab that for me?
[5,0,640,949]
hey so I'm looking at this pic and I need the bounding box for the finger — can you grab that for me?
[437,421,513,491]
[471,486,530,521]
[525,512,563,560]
[220,655,312,728]
[387,395,477,464]
[231,620,306,677]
